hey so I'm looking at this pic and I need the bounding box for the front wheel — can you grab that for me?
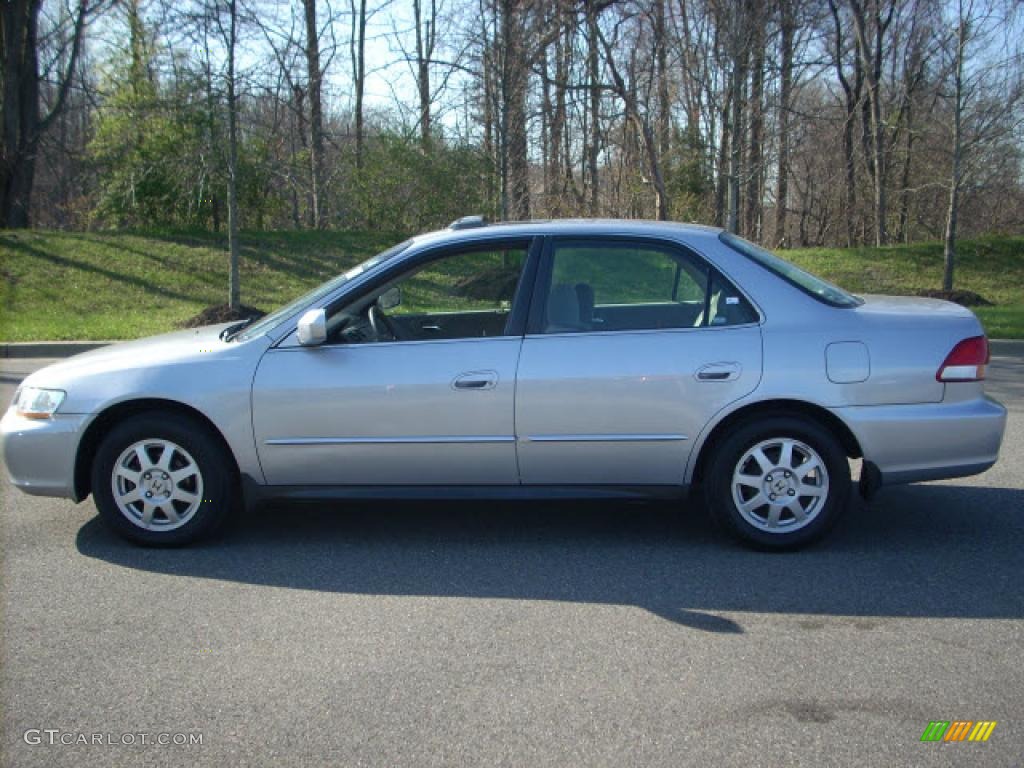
[704,415,851,550]
[91,413,234,545]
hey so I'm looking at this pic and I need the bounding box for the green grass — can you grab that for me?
[0,229,399,341]
[1,229,1022,340]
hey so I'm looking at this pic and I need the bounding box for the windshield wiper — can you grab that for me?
[220,318,255,341]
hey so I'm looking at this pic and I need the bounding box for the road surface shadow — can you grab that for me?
[76,483,1024,632]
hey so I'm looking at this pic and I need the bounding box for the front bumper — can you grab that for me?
[0,408,89,500]
[832,395,1007,485]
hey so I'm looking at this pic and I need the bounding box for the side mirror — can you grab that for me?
[297,308,327,346]
[377,285,402,311]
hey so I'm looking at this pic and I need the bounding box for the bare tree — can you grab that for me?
[197,0,247,308]
[849,0,896,245]
[597,4,669,220]
[941,0,1022,289]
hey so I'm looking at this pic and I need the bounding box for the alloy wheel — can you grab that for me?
[110,438,204,531]
[730,437,830,533]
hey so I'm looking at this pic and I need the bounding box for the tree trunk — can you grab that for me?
[586,1,600,216]
[897,113,914,243]
[726,29,746,234]
[1,0,86,228]
[480,8,497,217]
[774,0,794,246]
[714,98,729,228]
[226,0,241,310]
[304,0,328,227]
[745,11,764,239]
[829,0,861,246]
[549,9,569,214]
[501,0,529,220]
[350,0,367,170]
[413,0,435,147]
[654,0,670,159]
[943,13,966,292]
[850,0,891,246]
[539,34,551,208]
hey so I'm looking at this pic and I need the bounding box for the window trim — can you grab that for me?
[526,235,760,336]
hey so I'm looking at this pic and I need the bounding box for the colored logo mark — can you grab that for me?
[920,721,997,742]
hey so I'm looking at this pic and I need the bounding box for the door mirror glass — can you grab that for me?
[377,285,402,311]
[297,308,327,346]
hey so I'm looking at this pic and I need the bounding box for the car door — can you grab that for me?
[252,238,538,486]
[515,236,763,486]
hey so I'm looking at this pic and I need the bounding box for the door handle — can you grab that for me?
[696,362,741,382]
[452,370,498,390]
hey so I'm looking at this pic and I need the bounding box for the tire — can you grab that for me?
[703,415,851,551]
[91,412,235,546]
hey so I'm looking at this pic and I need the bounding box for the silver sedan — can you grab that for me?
[0,219,1007,549]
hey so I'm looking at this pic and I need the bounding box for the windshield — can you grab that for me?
[719,232,862,308]
[233,239,413,340]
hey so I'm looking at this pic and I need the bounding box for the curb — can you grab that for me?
[2,338,1023,360]
[1,341,113,359]
[990,339,1024,355]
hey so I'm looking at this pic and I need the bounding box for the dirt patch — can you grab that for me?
[914,289,993,307]
[178,304,266,328]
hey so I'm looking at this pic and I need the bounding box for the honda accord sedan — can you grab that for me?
[1,219,1007,549]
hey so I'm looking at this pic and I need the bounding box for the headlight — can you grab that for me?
[13,387,67,419]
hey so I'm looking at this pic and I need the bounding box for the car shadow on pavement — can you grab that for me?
[76,482,1024,633]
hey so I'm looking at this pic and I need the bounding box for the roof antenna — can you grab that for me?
[449,215,489,230]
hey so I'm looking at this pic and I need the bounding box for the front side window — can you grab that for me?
[235,239,413,341]
[328,242,529,344]
[538,240,756,334]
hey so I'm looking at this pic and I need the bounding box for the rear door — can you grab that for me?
[514,236,763,486]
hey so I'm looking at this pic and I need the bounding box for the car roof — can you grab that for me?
[409,218,725,249]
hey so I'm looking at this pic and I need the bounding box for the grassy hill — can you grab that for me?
[1,228,1022,340]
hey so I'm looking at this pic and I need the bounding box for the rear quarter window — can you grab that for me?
[719,232,862,308]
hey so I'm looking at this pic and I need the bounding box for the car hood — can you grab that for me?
[20,323,248,391]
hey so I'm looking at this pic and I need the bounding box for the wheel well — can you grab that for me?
[690,399,863,485]
[74,399,240,501]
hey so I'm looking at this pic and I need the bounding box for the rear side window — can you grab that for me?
[720,232,862,308]
[538,240,757,334]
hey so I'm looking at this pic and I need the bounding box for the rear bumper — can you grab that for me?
[831,396,1007,486]
[0,408,87,500]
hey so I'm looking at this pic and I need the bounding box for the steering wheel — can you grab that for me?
[368,303,399,341]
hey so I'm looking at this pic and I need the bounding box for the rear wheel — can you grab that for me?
[704,415,851,550]
[91,413,234,545]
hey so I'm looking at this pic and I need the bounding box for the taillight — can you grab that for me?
[936,335,989,382]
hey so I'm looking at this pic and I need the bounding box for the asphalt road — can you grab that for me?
[2,350,1022,767]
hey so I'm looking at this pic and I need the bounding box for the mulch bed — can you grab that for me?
[178,304,266,328]
[913,289,993,307]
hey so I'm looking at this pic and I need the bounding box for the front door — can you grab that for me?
[252,239,536,486]
[515,237,763,486]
